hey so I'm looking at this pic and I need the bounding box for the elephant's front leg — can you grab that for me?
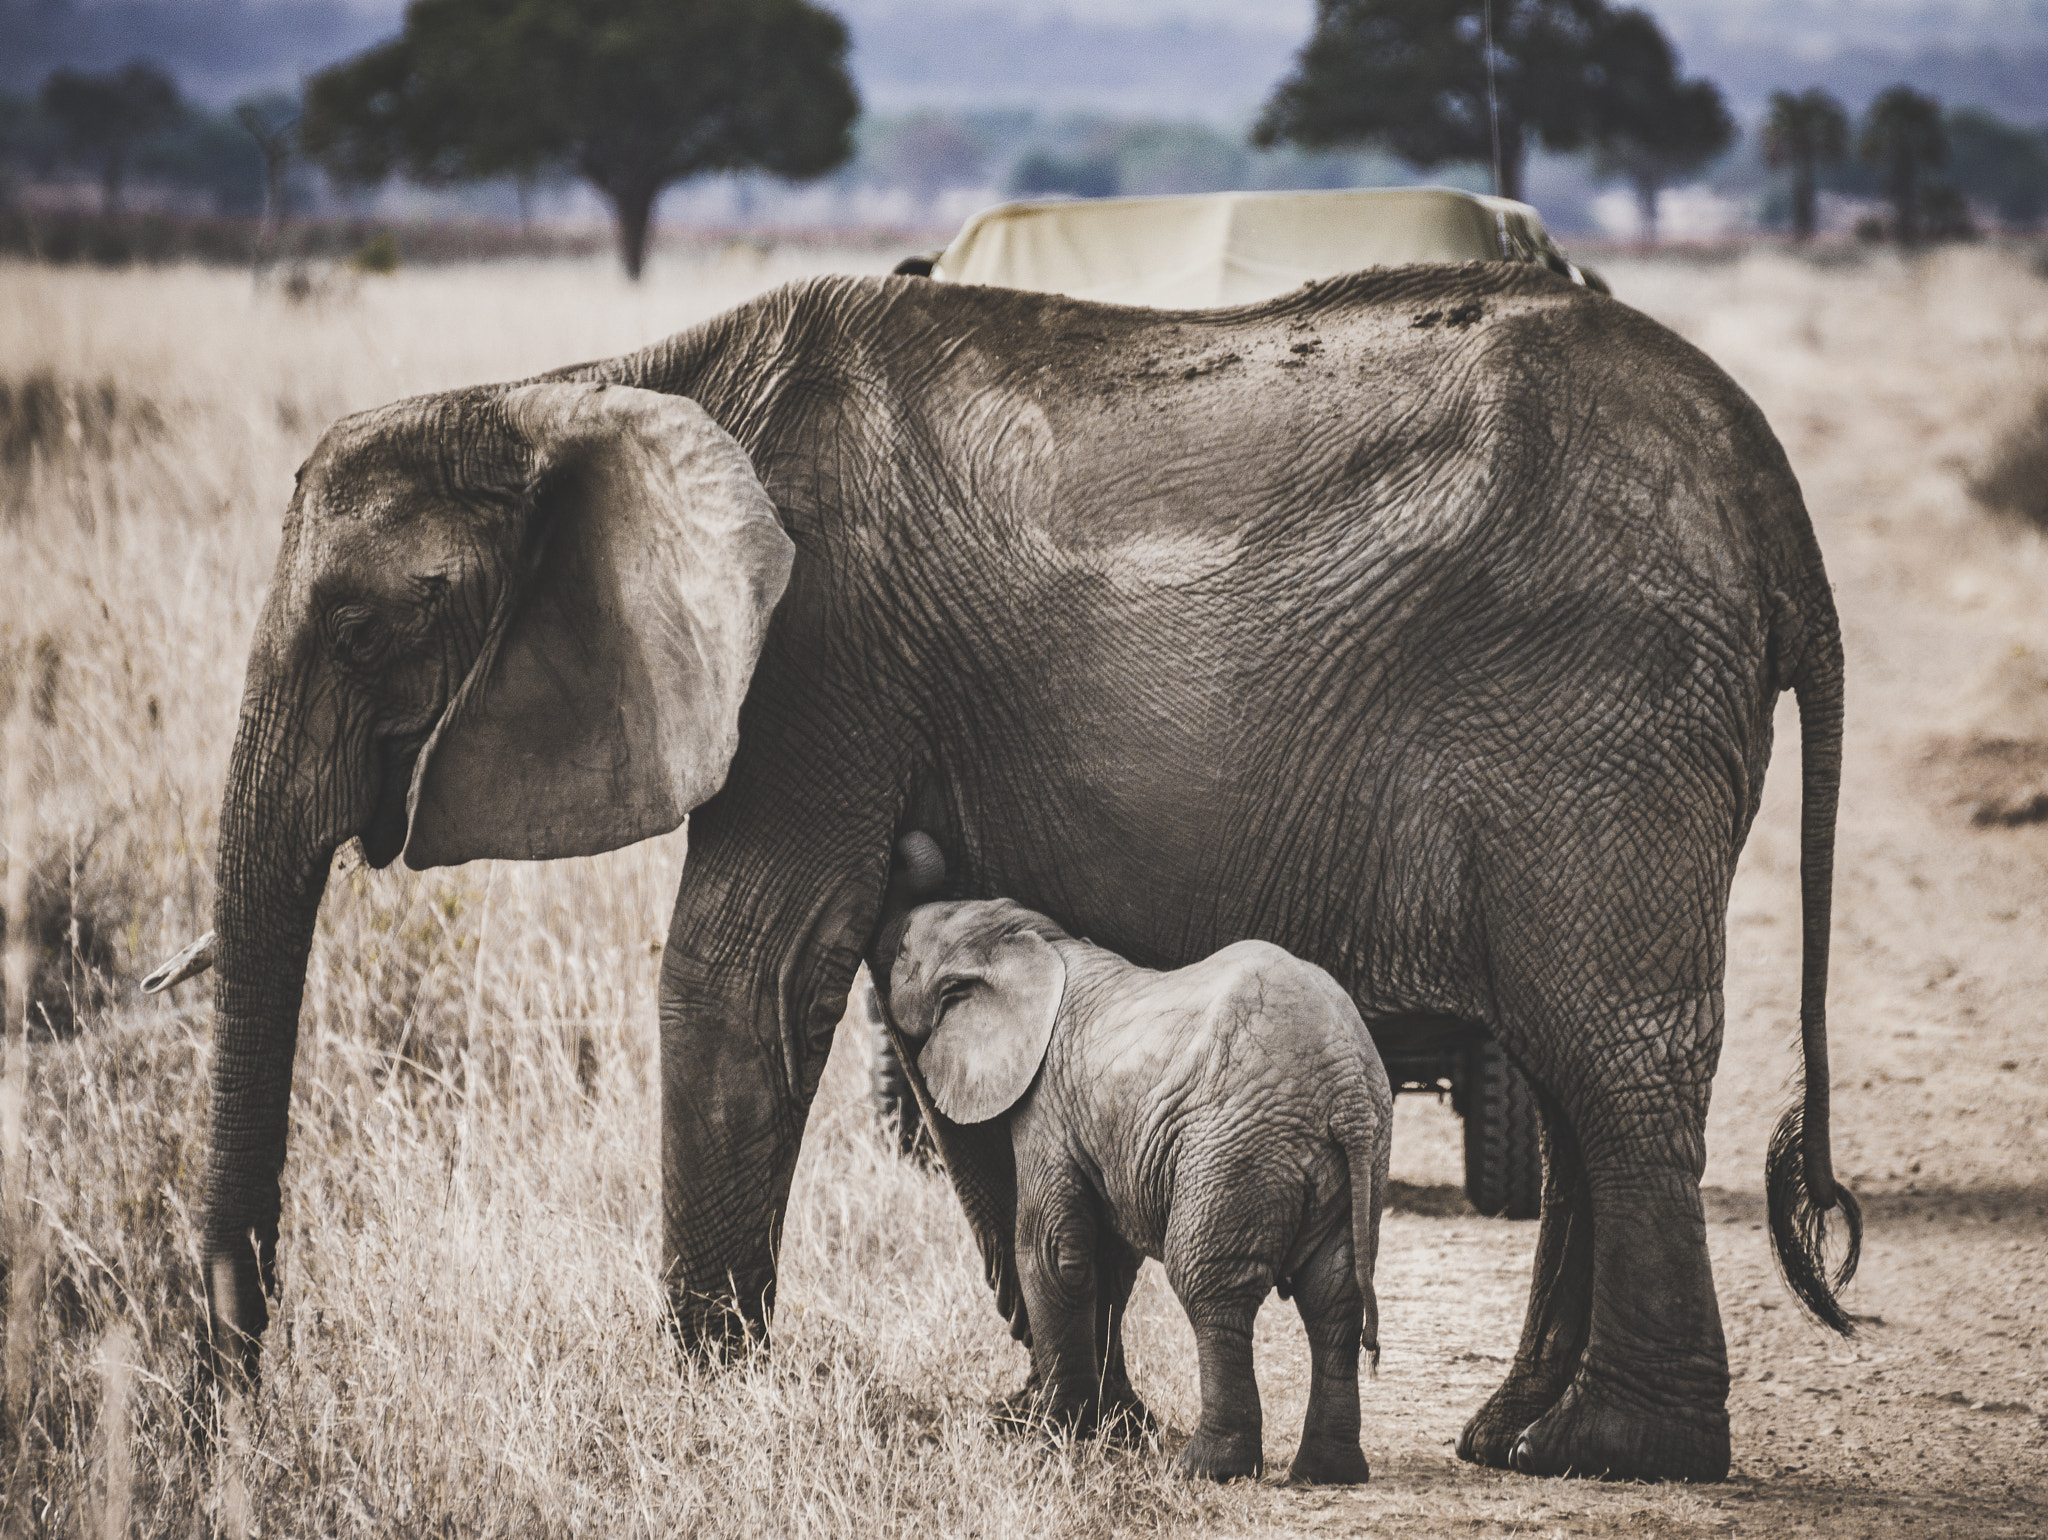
[1093,1232,1155,1441]
[655,795,889,1357]
[1011,1172,1105,1435]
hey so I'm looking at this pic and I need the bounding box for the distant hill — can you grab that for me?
[4,0,2040,125]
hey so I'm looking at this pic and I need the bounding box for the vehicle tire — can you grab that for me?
[1463,1038,1542,1219]
[863,975,934,1162]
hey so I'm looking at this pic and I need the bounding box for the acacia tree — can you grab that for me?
[303,0,858,278]
[39,60,183,215]
[1585,9,1732,244]
[234,95,302,246]
[1253,0,1612,204]
[1761,88,1849,241]
[1859,85,1948,245]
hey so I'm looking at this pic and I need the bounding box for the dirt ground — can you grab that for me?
[1089,245,2048,1537]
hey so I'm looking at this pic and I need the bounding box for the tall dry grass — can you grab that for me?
[0,252,1292,1537]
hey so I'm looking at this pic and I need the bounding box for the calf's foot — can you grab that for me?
[1094,1388,1158,1447]
[1509,1375,1729,1483]
[988,1377,1098,1439]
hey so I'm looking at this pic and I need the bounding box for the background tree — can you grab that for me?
[303,0,859,279]
[39,60,182,215]
[1945,108,2048,230]
[1859,84,1948,245]
[1761,88,1849,241]
[1007,149,1120,200]
[1585,8,1731,243]
[234,94,301,245]
[1253,0,1613,204]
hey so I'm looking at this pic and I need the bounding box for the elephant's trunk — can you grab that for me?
[199,667,341,1385]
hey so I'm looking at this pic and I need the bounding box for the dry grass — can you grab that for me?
[1972,386,2048,533]
[3,243,2047,1538]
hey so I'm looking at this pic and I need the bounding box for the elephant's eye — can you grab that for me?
[329,607,381,668]
[937,978,978,1015]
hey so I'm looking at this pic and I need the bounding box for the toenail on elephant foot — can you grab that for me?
[1174,1430,1265,1482]
[1457,1379,1564,1468]
[1508,1380,1730,1483]
[1286,1439,1370,1486]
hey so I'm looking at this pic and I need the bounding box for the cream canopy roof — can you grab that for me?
[929,187,1594,309]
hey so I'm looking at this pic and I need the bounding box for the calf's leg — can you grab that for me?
[1285,1227,1372,1485]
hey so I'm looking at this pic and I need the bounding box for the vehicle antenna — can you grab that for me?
[1484,0,1503,198]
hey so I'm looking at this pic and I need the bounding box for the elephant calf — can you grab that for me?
[889,898,1392,1484]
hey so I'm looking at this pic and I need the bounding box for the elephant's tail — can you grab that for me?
[1767,583,1863,1335]
[1336,1098,1389,1373]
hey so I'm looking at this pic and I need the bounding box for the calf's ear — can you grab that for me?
[917,929,1066,1124]
[402,383,793,868]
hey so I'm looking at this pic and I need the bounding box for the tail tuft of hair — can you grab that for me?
[1765,1103,1863,1335]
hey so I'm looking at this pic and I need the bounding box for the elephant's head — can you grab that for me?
[184,381,792,1377]
[889,900,1069,1125]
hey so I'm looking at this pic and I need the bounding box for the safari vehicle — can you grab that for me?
[869,186,1597,1220]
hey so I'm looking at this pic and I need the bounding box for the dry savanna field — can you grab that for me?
[2,238,2046,1537]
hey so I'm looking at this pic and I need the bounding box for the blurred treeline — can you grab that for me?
[1753,106,2048,232]
[3,65,2045,267]
[0,81,297,220]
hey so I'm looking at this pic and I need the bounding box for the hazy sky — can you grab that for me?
[5,0,2045,119]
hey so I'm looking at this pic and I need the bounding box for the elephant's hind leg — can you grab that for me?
[1285,1228,1372,1486]
[1458,1079,1594,1468]
[1506,993,1731,1482]
[1165,1236,1274,1480]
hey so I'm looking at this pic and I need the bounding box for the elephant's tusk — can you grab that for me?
[142,929,216,994]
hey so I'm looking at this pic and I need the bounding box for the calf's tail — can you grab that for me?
[1765,582,1864,1334]
[1337,1093,1390,1371]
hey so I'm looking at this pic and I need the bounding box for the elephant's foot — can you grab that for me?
[1456,1372,1569,1468]
[1174,1429,1264,1482]
[1095,1387,1159,1447]
[1508,1376,1729,1483]
[1286,1437,1369,1486]
[988,1379,1098,1441]
[989,1376,1156,1447]
[664,1286,769,1366]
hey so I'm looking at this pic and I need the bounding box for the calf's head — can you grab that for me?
[889,900,1069,1124]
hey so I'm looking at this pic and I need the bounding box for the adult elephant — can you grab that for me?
[160,263,1860,1483]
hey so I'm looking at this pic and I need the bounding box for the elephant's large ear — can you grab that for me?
[402,383,793,868]
[916,930,1066,1124]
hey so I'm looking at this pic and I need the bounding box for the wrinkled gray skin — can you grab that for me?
[890,899,1391,1484]
[176,262,1862,1483]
